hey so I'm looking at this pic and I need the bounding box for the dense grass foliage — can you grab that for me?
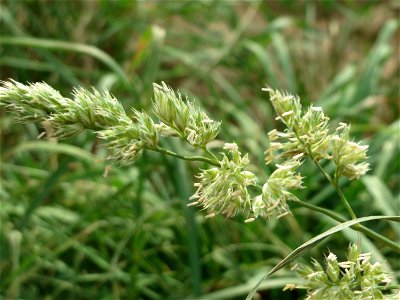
[1,1,399,299]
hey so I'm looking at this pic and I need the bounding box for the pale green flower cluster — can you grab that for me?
[252,156,303,220]
[333,123,370,180]
[285,244,396,300]
[0,80,146,164]
[0,80,220,165]
[0,80,368,222]
[153,82,221,147]
[188,143,303,222]
[188,143,257,219]
[0,80,69,123]
[50,87,133,138]
[263,86,369,180]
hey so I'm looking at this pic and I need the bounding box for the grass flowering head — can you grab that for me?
[252,157,303,220]
[188,143,257,218]
[50,87,131,138]
[264,87,331,163]
[285,243,394,300]
[153,82,189,133]
[262,86,301,129]
[97,123,143,165]
[0,80,70,123]
[263,86,369,181]
[333,123,370,180]
[185,105,221,147]
[152,82,220,147]
[133,109,159,149]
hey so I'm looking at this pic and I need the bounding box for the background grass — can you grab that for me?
[0,1,399,299]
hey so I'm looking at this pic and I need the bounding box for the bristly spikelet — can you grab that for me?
[262,85,302,129]
[0,80,145,164]
[0,80,70,123]
[252,156,303,220]
[97,123,143,165]
[188,143,257,219]
[153,82,189,133]
[285,243,394,300]
[263,86,331,163]
[152,82,221,147]
[332,123,369,180]
[263,85,369,181]
[132,109,159,149]
[49,87,132,138]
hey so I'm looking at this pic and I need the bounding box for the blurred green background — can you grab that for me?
[0,1,399,299]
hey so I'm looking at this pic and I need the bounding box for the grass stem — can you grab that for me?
[151,146,220,167]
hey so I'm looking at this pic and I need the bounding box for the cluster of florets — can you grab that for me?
[332,123,370,180]
[153,82,220,147]
[263,86,369,180]
[0,80,220,165]
[0,80,370,222]
[285,244,396,300]
[188,143,304,222]
[188,143,256,219]
[251,156,303,220]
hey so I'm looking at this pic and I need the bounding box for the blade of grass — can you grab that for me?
[16,159,69,230]
[362,175,400,236]
[338,19,397,113]
[0,56,102,78]
[0,6,80,85]
[166,139,202,297]
[141,25,166,93]
[5,141,97,164]
[0,36,135,94]
[243,40,279,88]
[373,139,398,179]
[246,215,400,300]
[271,33,297,92]
[204,277,299,300]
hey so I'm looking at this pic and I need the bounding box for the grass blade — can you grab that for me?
[362,175,400,236]
[246,215,400,300]
[6,141,97,164]
[204,277,299,300]
[0,36,132,91]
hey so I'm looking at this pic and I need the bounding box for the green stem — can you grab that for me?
[150,146,220,167]
[202,146,219,162]
[333,169,357,219]
[380,285,400,290]
[253,182,398,251]
[293,200,400,252]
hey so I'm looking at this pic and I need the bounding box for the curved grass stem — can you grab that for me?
[252,181,398,251]
[150,146,221,167]
[332,169,357,219]
[292,200,400,252]
[202,146,219,162]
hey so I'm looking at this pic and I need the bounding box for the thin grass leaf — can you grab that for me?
[204,277,299,300]
[345,19,398,108]
[141,25,166,92]
[318,64,357,109]
[246,215,400,300]
[16,160,69,230]
[0,36,133,92]
[243,40,279,88]
[271,33,297,92]
[6,141,97,164]
[373,139,398,178]
[167,139,202,297]
[0,7,80,85]
[362,175,400,236]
